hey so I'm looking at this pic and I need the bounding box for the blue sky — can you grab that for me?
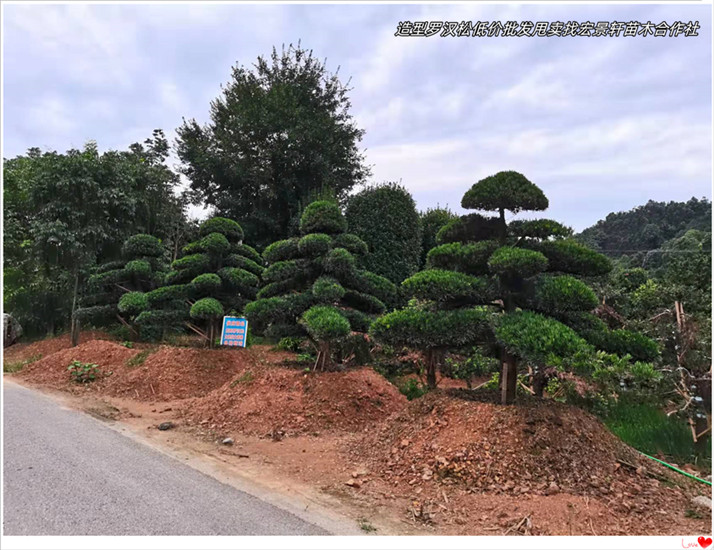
[2,3,712,230]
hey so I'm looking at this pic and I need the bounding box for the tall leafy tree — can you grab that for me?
[176,43,369,248]
[345,182,422,286]
[3,133,188,337]
[372,171,658,404]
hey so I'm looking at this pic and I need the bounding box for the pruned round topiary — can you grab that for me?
[493,310,591,365]
[171,253,210,274]
[427,241,497,276]
[233,243,263,265]
[332,233,368,256]
[340,308,372,333]
[191,273,222,296]
[582,328,659,362]
[146,284,188,306]
[199,232,231,256]
[298,233,332,257]
[199,217,244,241]
[123,234,163,258]
[436,214,502,245]
[526,239,612,276]
[342,290,385,314]
[118,291,148,316]
[218,267,260,292]
[487,246,548,279]
[532,274,598,314]
[323,247,355,277]
[509,219,572,240]
[224,254,264,277]
[402,269,491,303]
[263,260,301,284]
[190,297,224,320]
[299,201,347,235]
[312,277,345,304]
[301,305,350,342]
[371,307,490,349]
[461,171,548,213]
[263,238,300,264]
[88,268,126,287]
[124,259,152,278]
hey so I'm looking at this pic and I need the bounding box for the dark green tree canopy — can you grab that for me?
[176,44,369,248]
[345,183,422,285]
[461,171,548,213]
[419,207,458,268]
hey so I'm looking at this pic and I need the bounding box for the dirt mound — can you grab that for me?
[101,346,249,400]
[4,331,113,364]
[181,366,407,436]
[18,339,137,387]
[352,392,706,515]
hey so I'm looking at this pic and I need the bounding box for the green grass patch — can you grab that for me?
[230,371,254,387]
[126,348,155,367]
[604,401,711,470]
[357,518,377,533]
[3,353,42,373]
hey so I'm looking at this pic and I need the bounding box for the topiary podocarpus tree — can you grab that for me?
[244,200,397,369]
[372,171,659,403]
[75,234,166,340]
[138,217,263,346]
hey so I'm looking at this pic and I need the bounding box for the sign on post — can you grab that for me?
[220,316,248,347]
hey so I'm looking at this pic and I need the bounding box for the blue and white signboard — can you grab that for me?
[220,316,248,347]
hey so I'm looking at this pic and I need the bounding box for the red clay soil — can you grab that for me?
[348,391,710,532]
[3,331,113,363]
[181,366,407,437]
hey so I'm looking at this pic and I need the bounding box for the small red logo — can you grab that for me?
[699,537,713,549]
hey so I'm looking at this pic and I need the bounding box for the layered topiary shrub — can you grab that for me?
[372,171,659,402]
[245,200,397,368]
[142,216,263,346]
[75,233,166,339]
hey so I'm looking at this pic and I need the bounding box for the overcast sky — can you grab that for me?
[3,3,712,230]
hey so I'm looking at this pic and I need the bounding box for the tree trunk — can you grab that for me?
[71,317,81,347]
[425,349,437,389]
[501,350,517,405]
[532,372,546,398]
[70,269,80,347]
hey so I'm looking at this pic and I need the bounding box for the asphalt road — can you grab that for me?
[2,382,329,536]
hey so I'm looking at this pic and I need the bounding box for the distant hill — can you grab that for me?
[576,197,711,260]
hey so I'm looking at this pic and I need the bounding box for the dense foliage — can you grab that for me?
[75,234,166,339]
[419,207,458,268]
[176,44,369,249]
[372,171,657,402]
[345,183,422,285]
[245,200,396,368]
[577,197,711,265]
[3,132,190,337]
[143,216,263,346]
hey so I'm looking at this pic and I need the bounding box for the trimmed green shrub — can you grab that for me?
[526,239,612,276]
[300,201,347,234]
[488,246,548,279]
[461,171,548,213]
[298,233,332,257]
[263,238,300,264]
[245,200,396,346]
[199,217,244,241]
[301,306,350,342]
[532,274,598,314]
[118,292,148,316]
[509,219,572,240]
[172,253,210,274]
[345,183,422,284]
[436,214,501,245]
[583,328,660,362]
[401,269,491,303]
[191,273,222,296]
[146,284,188,306]
[122,234,163,258]
[199,232,231,256]
[332,233,368,256]
[124,259,152,278]
[190,298,224,320]
[312,277,346,304]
